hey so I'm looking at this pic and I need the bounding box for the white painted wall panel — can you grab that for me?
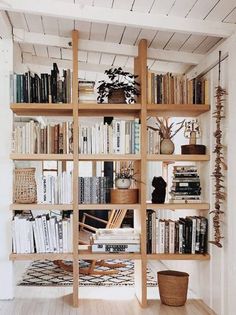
[24,14,44,33]
[186,0,219,19]
[121,27,141,45]
[8,12,28,30]
[132,0,155,13]
[74,21,91,40]
[150,0,176,15]
[164,33,190,51]
[90,23,107,41]
[179,34,206,53]
[19,43,35,55]
[149,31,174,49]
[193,37,221,54]
[58,18,74,37]
[168,0,198,17]
[113,0,134,10]
[105,24,124,43]
[34,44,48,58]
[205,0,236,22]
[93,0,113,8]
[48,46,61,59]
[100,53,115,66]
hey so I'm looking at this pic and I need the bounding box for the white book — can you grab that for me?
[55,221,60,253]
[158,220,165,254]
[169,220,175,254]
[49,216,57,253]
[69,214,73,252]
[35,216,45,253]
[32,220,40,253]
[179,223,183,254]
[120,120,126,154]
[47,220,53,252]
[191,217,197,254]
[12,220,16,253]
[41,215,50,253]
[62,220,68,253]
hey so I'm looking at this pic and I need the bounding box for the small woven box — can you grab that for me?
[13,168,37,204]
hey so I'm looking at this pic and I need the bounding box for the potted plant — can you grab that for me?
[147,117,185,154]
[97,67,140,104]
[115,164,138,189]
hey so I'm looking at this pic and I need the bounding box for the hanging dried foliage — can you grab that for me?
[210,51,226,248]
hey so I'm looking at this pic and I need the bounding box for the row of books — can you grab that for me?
[79,177,108,204]
[12,213,73,254]
[11,64,72,104]
[37,172,72,204]
[146,210,208,254]
[79,119,140,154]
[147,72,209,105]
[169,165,201,203]
[12,120,73,154]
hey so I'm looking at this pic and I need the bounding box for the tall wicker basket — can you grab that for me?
[13,168,37,204]
[157,270,189,306]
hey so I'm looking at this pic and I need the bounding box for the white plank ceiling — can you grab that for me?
[5,0,236,80]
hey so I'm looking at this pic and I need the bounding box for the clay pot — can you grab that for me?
[160,138,175,154]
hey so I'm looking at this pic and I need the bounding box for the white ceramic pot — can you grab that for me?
[160,138,175,154]
[115,178,131,189]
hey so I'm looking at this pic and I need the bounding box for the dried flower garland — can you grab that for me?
[210,51,226,248]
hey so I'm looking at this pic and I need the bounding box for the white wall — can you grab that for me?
[0,37,14,299]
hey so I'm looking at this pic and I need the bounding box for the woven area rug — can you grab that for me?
[18,259,157,287]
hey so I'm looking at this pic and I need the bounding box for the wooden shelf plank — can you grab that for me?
[11,204,73,211]
[10,153,73,161]
[146,202,210,210]
[147,253,210,260]
[79,154,141,161]
[78,204,141,210]
[147,104,210,117]
[147,154,210,161]
[9,253,73,261]
[11,103,73,116]
[78,250,141,260]
[78,103,141,116]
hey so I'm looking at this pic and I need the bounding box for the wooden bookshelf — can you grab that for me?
[78,250,141,260]
[9,253,73,261]
[147,103,210,117]
[10,204,73,211]
[10,154,73,161]
[146,202,210,210]
[78,103,141,116]
[79,154,141,161]
[9,31,211,309]
[147,253,210,260]
[147,154,210,161]
[11,103,73,116]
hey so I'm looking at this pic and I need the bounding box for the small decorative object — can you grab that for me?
[210,51,227,248]
[14,168,37,204]
[97,67,140,104]
[151,176,167,204]
[181,119,206,154]
[115,164,137,189]
[147,117,185,154]
[110,188,138,204]
[157,270,189,306]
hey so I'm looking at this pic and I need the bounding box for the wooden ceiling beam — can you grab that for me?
[1,0,236,37]
[14,28,203,65]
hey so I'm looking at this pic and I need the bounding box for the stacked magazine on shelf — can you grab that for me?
[91,228,140,253]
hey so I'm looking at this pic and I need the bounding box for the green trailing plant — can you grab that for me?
[97,67,140,103]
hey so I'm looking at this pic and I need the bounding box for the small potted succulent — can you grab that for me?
[115,164,137,189]
[147,117,185,154]
[97,67,140,104]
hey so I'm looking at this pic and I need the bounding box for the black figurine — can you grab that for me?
[151,176,167,204]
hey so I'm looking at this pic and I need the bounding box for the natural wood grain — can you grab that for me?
[10,103,73,116]
[147,253,210,260]
[78,250,141,260]
[78,204,141,210]
[0,297,216,315]
[147,154,210,161]
[10,154,73,161]
[9,253,73,261]
[147,104,210,117]
[78,103,141,116]
[10,204,73,211]
[146,203,210,210]
[79,154,141,161]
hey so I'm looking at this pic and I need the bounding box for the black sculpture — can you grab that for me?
[151,176,167,204]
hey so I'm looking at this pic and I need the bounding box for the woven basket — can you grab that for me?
[157,270,189,306]
[14,168,37,204]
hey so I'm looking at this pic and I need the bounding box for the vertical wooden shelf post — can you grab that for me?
[72,29,79,307]
[134,39,148,307]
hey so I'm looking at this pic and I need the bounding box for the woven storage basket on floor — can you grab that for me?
[14,168,37,204]
[157,270,189,306]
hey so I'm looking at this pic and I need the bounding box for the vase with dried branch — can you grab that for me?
[147,117,185,154]
[210,51,227,248]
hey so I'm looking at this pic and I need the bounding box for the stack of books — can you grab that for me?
[146,210,208,254]
[78,80,97,103]
[147,129,160,154]
[169,165,201,203]
[91,228,140,253]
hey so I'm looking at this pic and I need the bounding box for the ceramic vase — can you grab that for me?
[160,138,175,154]
[115,178,131,189]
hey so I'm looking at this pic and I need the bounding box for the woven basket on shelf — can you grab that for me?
[157,270,189,306]
[14,168,37,204]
